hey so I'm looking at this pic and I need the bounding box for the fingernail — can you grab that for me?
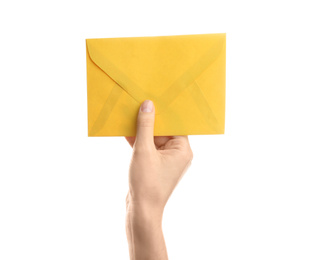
[140,100,153,113]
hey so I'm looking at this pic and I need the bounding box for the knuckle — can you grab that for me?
[170,139,180,146]
[189,148,194,161]
[182,147,193,162]
[137,115,154,128]
[133,143,155,156]
[137,121,153,128]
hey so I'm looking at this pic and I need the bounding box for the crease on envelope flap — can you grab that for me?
[86,41,151,103]
[89,83,123,136]
[86,34,225,115]
[160,38,225,111]
[191,81,221,132]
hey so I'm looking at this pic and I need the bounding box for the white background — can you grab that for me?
[0,0,310,259]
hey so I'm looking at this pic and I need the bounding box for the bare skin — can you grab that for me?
[125,100,193,260]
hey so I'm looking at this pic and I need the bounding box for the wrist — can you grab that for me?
[126,191,165,221]
[127,199,164,226]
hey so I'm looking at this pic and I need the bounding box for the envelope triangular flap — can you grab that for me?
[86,34,225,103]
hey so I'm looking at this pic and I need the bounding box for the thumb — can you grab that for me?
[135,100,155,148]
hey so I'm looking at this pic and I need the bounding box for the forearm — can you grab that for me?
[126,203,168,260]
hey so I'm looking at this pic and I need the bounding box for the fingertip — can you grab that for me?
[140,100,154,113]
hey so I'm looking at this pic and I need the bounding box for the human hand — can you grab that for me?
[125,99,193,260]
[125,100,193,214]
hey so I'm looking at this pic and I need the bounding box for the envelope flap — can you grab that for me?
[86,34,226,105]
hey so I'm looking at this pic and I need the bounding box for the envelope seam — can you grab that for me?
[86,43,144,104]
[88,83,123,136]
[192,80,222,133]
[159,38,225,109]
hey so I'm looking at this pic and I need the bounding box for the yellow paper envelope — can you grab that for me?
[86,33,226,136]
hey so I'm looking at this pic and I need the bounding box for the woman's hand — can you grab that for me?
[125,100,193,260]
